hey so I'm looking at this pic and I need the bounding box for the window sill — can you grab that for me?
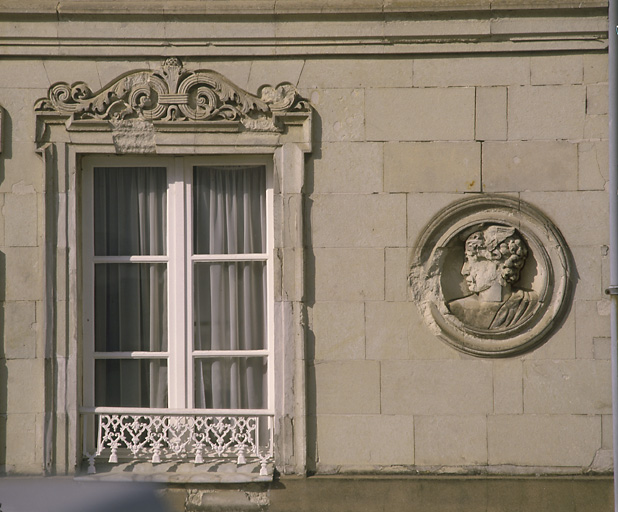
[75,461,274,484]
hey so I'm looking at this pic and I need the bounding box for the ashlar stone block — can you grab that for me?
[312,302,365,361]
[587,84,609,115]
[3,193,37,247]
[245,60,305,93]
[4,413,39,470]
[385,248,408,302]
[488,414,601,467]
[519,191,607,247]
[366,302,414,360]
[584,54,608,84]
[381,360,493,415]
[313,248,384,302]
[317,414,414,466]
[3,301,37,359]
[298,58,413,89]
[521,308,575,360]
[2,358,45,414]
[314,360,380,414]
[5,247,42,301]
[0,144,45,194]
[569,245,603,301]
[482,141,577,192]
[312,142,383,194]
[413,56,529,87]
[310,194,406,248]
[307,88,364,142]
[523,360,611,415]
[408,304,460,360]
[415,415,487,466]
[530,55,583,85]
[576,300,610,358]
[366,87,475,142]
[584,114,608,140]
[508,85,585,141]
[475,87,507,141]
[579,141,609,191]
[384,142,480,193]
[493,359,523,414]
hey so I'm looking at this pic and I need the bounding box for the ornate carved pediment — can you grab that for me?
[34,58,309,133]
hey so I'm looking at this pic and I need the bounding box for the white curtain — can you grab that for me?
[93,167,168,408]
[193,166,268,409]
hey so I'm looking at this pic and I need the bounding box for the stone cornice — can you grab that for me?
[0,0,607,15]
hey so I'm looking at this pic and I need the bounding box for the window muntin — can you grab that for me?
[83,157,272,413]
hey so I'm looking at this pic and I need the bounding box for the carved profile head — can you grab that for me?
[462,226,528,291]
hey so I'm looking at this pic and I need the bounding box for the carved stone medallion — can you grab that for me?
[409,195,572,357]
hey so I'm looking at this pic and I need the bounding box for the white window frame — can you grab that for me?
[81,154,275,414]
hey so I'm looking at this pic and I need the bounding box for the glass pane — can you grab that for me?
[193,166,266,255]
[95,264,167,352]
[95,359,168,408]
[94,166,167,256]
[194,262,266,351]
[194,357,267,409]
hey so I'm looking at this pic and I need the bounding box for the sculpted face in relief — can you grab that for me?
[447,225,539,330]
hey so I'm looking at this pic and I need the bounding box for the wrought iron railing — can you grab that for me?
[81,409,274,476]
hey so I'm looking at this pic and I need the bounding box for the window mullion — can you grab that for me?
[168,157,187,408]
[185,160,195,409]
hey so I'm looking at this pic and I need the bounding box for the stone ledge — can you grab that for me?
[0,0,608,15]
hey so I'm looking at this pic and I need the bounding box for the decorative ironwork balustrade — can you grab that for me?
[82,411,274,476]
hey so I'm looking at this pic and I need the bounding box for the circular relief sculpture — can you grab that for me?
[409,195,572,357]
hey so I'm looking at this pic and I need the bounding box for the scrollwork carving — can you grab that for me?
[34,57,308,132]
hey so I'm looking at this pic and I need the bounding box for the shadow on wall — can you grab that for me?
[302,102,322,475]
[0,104,7,474]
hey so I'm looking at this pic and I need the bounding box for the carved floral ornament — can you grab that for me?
[409,196,573,357]
[34,57,310,133]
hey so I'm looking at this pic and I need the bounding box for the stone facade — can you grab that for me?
[0,0,611,485]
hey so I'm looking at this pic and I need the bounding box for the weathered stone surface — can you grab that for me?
[366,302,413,360]
[602,414,612,450]
[415,415,487,466]
[569,245,603,301]
[312,248,384,301]
[5,247,42,301]
[2,358,44,413]
[413,56,529,87]
[530,54,583,85]
[594,337,611,360]
[366,87,475,142]
[407,192,466,247]
[523,360,611,414]
[298,58,413,89]
[0,145,45,194]
[0,88,47,143]
[488,414,601,467]
[584,53,608,84]
[482,141,577,192]
[385,248,408,302]
[587,83,608,115]
[312,142,383,194]
[3,193,37,247]
[584,114,608,140]
[508,85,585,140]
[576,300,610,359]
[3,301,37,359]
[381,360,493,415]
[312,302,365,360]
[408,305,460,360]
[314,360,380,414]
[520,191,607,247]
[317,414,414,465]
[493,359,522,414]
[579,141,609,191]
[245,60,305,92]
[310,194,406,248]
[384,142,480,192]
[475,87,507,141]
[308,88,364,142]
[521,308,575,360]
[4,413,39,469]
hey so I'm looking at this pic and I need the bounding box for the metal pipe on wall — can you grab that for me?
[608,1,618,510]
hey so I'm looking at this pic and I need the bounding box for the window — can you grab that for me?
[81,156,274,472]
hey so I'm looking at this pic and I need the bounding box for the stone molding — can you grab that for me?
[409,195,573,357]
[0,0,607,15]
[35,58,309,135]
